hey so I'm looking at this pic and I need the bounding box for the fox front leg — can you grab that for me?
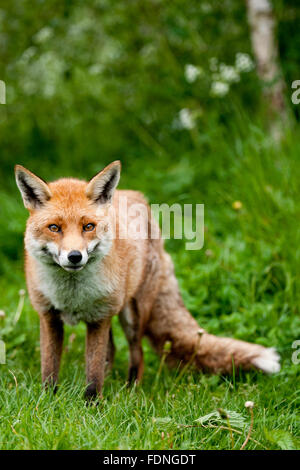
[105,328,115,374]
[119,301,144,385]
[85,317,112,401]
[39,311,64,391]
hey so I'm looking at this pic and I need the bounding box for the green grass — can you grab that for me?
[0,126,300,450]
[0,306,298,450]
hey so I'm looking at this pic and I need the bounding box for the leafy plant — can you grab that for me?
[195,409,247,430]
[264,429,299,450]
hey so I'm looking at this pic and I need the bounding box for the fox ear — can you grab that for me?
[86,160,121,204]
[15,165,52,210]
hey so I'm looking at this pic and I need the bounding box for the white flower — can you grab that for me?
[211,81,229,97]
[245,401,254,408]
[219,64,240,83]
[34,26,53,44]
[20,51,64,98]
[184,64,202,83]
[19,47,37,65]
[178,108,195,129]
[235,53,254,73]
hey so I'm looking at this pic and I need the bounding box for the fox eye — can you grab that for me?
[48,224,61,233]
[83,223,95,232]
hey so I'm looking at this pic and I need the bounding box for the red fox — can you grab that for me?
[15,161,280,400]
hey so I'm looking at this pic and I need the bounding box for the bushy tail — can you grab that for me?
[145,253,280,375]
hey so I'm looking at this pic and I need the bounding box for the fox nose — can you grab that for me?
[68,250,82,264]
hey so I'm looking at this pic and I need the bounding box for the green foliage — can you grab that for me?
[195,409,247,430]
[0,0,299,450]
[265,428,299,450]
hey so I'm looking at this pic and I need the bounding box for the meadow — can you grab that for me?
[0,0,299,450]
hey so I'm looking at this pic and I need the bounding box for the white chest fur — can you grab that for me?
[36,260,117,325]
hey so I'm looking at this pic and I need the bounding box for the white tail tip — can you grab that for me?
[252,347,281,374]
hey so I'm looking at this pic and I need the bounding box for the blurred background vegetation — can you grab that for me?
[0,0,299,449]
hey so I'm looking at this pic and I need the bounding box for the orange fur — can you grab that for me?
[15,162,280,399]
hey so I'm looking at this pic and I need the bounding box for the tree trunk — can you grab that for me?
[246,0,289,139]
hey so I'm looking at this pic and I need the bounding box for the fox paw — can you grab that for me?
[84,384,101,404]
[252,347,281,374]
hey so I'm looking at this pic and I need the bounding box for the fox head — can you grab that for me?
[15,161,121,272]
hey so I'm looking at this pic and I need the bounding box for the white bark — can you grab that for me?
[246,0,288,135]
